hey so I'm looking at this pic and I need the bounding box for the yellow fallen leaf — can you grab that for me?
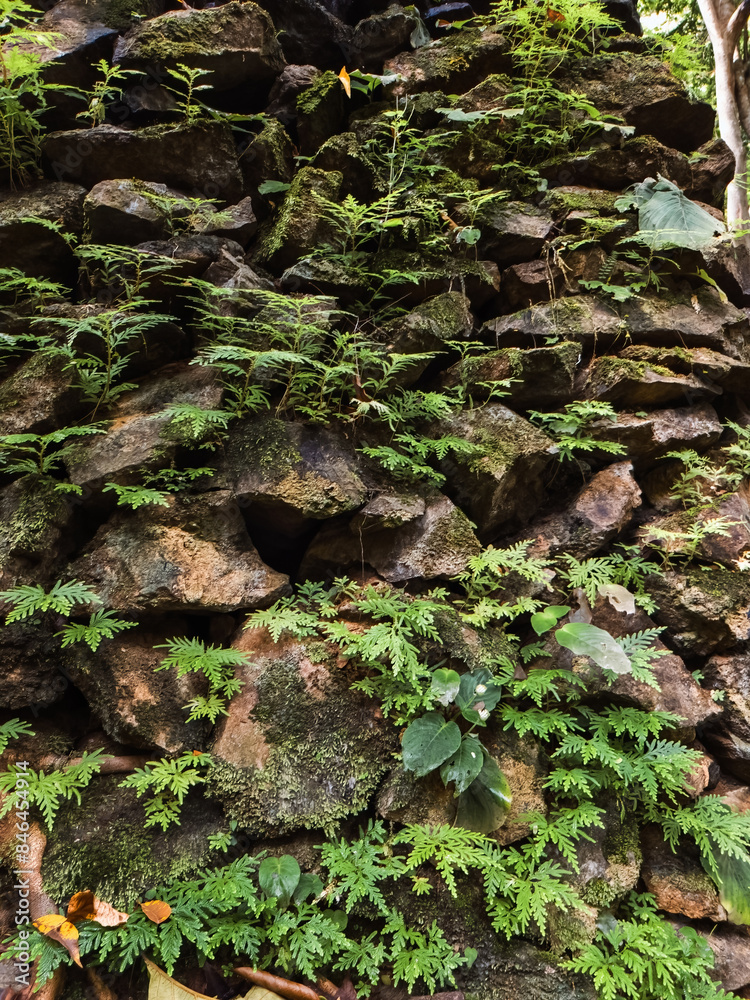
[139,900,172,924]
[67,890,129,927]
[33,914,81,967]
[337,66,351,98]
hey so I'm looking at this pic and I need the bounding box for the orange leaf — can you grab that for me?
[139,900,172,924]
[33,915,81,968]
[337,66,351,98]
[436,18,452,25]
[67,890,129,927]
[547,7,565,19]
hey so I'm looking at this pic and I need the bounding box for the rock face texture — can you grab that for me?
[3,3,750,1000]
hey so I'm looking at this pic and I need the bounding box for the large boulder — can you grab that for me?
[113,2,285,90]
[42,123,243,203]
[0,183,85,283]
[69,492,290,614]
[208,628,397,835]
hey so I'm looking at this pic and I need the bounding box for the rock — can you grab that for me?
[63,621,206,752]
[238,118,295,210]
[134,233,248,282]
[367,250,502,310]
[647,565,750,656]
[0,619,69,712]
[299,492,481,582]
[601,0,641,34]
[434,404,556,539]
[310,132,377,201]
[63,363,222,490]
[564,803,642,910]
[384,29,511,96]
[257,0,352,67]
[296,72,347,157]
[41,775,220,911]
[474,202,556,268]
[42,123,243,204]
[640,826,725,920]
[616,344,750,397]
[440,342,581,410]
[585,402,723,469]
[280,257,368,301]
[253,166,342,272]
[0,353,85,436]
[486,290,750,361]
[265,64,320,126]
[349,5,427,71]
[218,416,367,537]
[539,136,693,193]
[113,2,285,90]
[561,54,714,154]
[208,628,396,835]
[44,0,164,32]
[199,197,258,247]
[380,293,474,385]
[524,461,642,560]
[69,491,290,614]
[703,652,750,781]
[642,486,750,570]
[570,600,722,731]
[688,138,737,208]
[501,259,565,310]
[0,182,85,283]
[0,477,77,583]
[583,354,720,407]
[701,924,750,992]
[84,178,179,245]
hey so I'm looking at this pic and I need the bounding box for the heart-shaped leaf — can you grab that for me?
[259,855,301,906]
[430,667,461,706]
[530,605,571,636]
[402,712,462,776]
[440,736,484,794]
[455,669,503,724]
[455,756,512,834]
[555,622,631,674]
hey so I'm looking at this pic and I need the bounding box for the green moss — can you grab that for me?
[254,166,342,266]
[296,72,339,116]
[208,650,395,836]
[2,476,67,558]
[581,876,617,908]
[544,188,620,214]
[593,356,676,384]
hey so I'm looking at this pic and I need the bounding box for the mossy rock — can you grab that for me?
[253,166,342,273]
[41,776,221,910]
[208,629,398,836]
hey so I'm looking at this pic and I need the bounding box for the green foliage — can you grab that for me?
[528,401,627,461]
[360,432,479,485]
[119,752,213,830]
[155,637,249,723]
[55,609,136,652]
[0,718,35,754]
[0,579,100,622]
[557,547,663,613]
[75,59,138,127]
[0,2,64,187]
[0,426,105,483]
[0,750,110,828]
[618,175,726,250]
[102,483,170,510]
[162,403,232,448]
[562,892,735,1000]
[164,63,213,123]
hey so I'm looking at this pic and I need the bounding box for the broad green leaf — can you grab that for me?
[431,667,461,706]
[293,872,324,903]
[631,175,725,250]
[455,669,503,725]
[555,623,631,674]
[440,735,484,794]
[530,605,570,636]
[712,849,750,925]
[258,855,300,905]
[257,180,291,196]
[402,712,462,776]
[455,756,512,834]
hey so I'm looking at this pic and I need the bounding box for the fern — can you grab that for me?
[0,579,101,622]
[652,796,750,880]
[119,752,213,830]
[102,483,170,510]
[0,749,110,828]
[155,638,248,722]
[319,820,404,915]
[394,824,490,897]
[0,718,34,754]
[528,401,627,462]
[56,609,136,651]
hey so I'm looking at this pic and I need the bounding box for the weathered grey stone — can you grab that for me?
[587,403,723,468]
[299,492,481,582]
[349,5,426,71]
[219,417,367,536]
[433,404,557,538]
[475,202,556,267]
[584,354,720,407]
[0,182,85,282]
[384,29,511,96]
[381,292,474,385]
[42,123,243,203]
[70,491,290,614]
